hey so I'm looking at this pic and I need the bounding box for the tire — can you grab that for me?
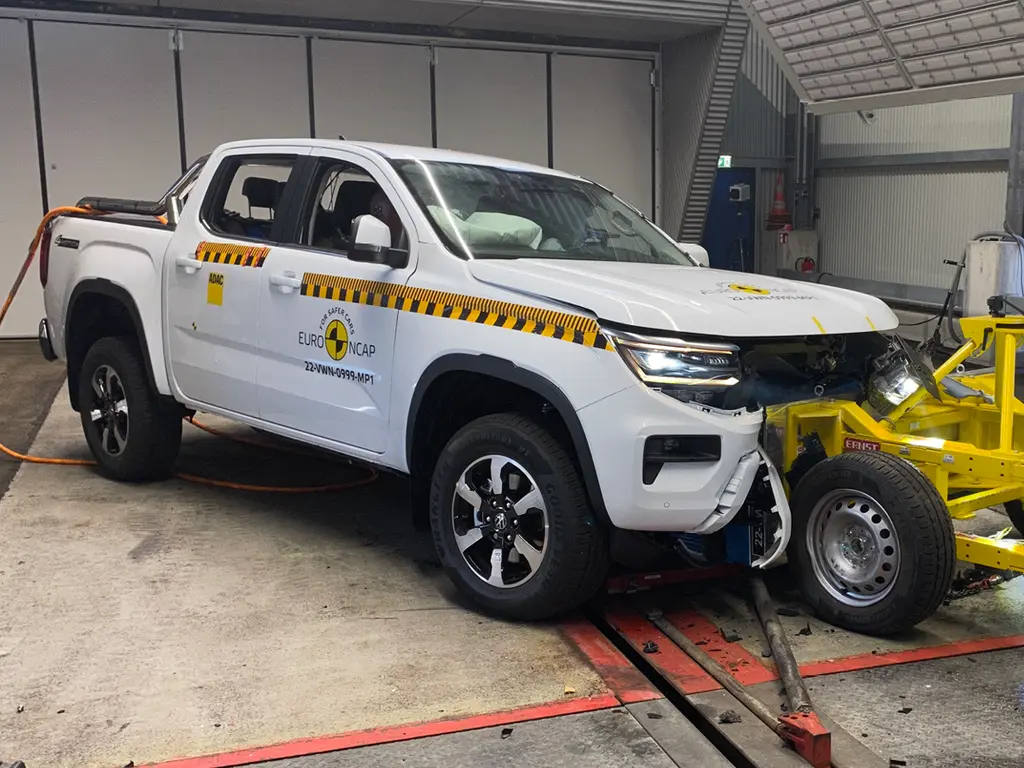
[77,335,181,481]
[429,413,609,620]
[1002,500,1024,535]
[789,451,955,636]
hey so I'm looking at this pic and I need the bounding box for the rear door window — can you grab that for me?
[201,155,299,241]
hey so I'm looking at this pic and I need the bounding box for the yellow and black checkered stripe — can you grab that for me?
[195,241,271,268]
[300,272,612,350]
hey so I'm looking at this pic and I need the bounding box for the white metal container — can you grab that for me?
[963,238,1024,318]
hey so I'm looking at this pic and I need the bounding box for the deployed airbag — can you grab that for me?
[428,206,543,249]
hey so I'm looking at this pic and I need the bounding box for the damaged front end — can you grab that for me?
[673,331,892,571]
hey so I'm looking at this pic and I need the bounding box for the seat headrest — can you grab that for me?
[241,177,281,209]
[370,189,403,245]
[333,180,379,215]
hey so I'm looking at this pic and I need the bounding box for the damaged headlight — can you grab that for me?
[867,338,930,415]
[606,330,742,407]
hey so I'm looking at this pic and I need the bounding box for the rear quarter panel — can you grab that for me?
[46,217,174,393]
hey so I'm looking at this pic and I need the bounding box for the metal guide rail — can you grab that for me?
[591,577,891,768]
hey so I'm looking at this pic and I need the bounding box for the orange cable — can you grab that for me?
[0,207,378,494]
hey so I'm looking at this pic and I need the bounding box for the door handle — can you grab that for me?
[175,255,204,275]
[270,272,302,294]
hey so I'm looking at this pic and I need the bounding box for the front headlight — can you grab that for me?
[606,330,742,406]
[867,357,922,415]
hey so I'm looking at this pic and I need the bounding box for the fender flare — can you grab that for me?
[406,353,609,525]
[65,278,158,409]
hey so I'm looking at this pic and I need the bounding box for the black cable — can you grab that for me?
[929,230,1012,351]
[902,312,944,327]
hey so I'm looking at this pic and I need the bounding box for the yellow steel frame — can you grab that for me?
[770,315,1024,575]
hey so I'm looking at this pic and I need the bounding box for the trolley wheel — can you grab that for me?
[1002,500,1024,536]
[789,451,955,636]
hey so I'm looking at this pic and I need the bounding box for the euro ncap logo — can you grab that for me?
[728,284,770,295]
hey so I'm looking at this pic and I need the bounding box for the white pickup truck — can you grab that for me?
[37,138,900,621]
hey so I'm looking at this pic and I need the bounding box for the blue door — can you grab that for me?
[701,168,756,272]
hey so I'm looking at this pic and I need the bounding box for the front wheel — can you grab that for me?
[78,336,182,481]
[789,451,955,636]
[429,413,609,620]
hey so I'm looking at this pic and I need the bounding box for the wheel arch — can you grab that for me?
[65,279,158,412]
[405,354,609,530]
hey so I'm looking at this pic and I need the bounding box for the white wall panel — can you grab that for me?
[0,19,44,338]
[180,32,308,161]
[551,54,653,216]
[34,22,180,208]
[312,39,431,146]
[434,47,547,166]
[819,95,1012,159]
[817,168,1007,289]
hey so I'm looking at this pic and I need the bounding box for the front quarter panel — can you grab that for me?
[387,267,637,473]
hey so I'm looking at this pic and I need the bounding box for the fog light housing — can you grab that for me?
[643,434,721,484]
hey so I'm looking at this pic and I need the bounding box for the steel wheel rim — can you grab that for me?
[450,454,549,589]
[88,364,130,457]
[806,488,901,607]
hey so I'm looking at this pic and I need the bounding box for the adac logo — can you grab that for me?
[728,283,770,295]
[325,319,349,361]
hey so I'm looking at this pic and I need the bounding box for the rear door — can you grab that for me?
[254,149,418,453]
[165,147,310,416]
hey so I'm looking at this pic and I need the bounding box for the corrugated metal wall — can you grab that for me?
[814,95,1012,289]
[755,167,785,272]
[661,28,721,240]
[719,27,792,272]
[679,4,749,241]
[817,167,1007,288]
[721,27,788,159]
[466,0,737,24]
[818,95,1012,158]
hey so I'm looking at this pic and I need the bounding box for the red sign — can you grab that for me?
[844,437,881,452]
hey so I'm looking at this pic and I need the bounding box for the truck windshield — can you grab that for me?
[390,159,694,265]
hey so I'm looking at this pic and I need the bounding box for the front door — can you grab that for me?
[255,152,417,453]
[165,149,306,416]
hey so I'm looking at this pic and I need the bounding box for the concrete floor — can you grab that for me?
[0,340,67,496]
[674,515,1024,668]
[0,376,607,768]
[251,701,734,768]
[806,650,1024,768]
[4,342,1024,768]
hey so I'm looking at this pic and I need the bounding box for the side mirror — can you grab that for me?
[349,214,408,269]
[677,242,709,268]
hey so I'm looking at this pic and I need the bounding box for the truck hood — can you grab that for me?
[468,260,898,338]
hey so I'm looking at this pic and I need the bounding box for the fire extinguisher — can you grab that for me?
[795,256,816,273]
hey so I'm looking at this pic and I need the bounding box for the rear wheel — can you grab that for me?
[1002,500,1024,535]
[429,413,609,620]
[789,451,955,636]
[78,336,181,481]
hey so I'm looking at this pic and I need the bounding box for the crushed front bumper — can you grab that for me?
[577,382,792,564]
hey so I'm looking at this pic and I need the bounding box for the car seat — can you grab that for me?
[333,181,379,238]
[369,189,404,248]
[240,177,283,239]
